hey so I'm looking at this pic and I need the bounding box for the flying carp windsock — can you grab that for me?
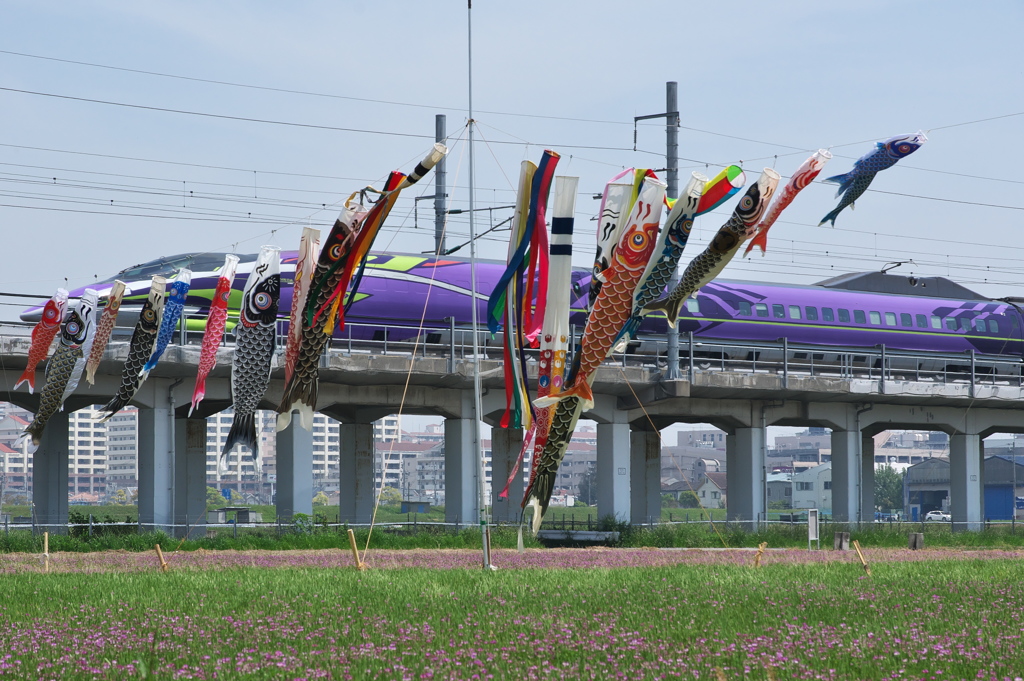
[819,132,926,227]
[100,276,167,421]
[536,177,667,412]
[283,227,321,387]
[189,255,239,416]
[223,245,281,460]
[85,280,126,385]
[60,289,99,407]
[142,269,192,378]
[614,172,708,350]
[15,288,68,393]
[746,150,831,256]
[590,169,655,310]
[279,146,446,432]
[277,199,369,432]
[523,395,584,534]
[18,290,98,450]
[314,143,448,334]
[501,175,578,500]
[643,169,780,328]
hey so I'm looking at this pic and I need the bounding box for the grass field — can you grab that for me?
[1,550,1023,679]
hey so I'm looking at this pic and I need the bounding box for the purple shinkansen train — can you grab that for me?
[22,251,1024,369]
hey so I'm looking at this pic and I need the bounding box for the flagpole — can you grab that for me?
[467,0,492,570]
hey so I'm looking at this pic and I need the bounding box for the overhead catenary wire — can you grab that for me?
[7,47,1024,188]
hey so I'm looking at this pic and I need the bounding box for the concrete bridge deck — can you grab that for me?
[1,328,1021,534]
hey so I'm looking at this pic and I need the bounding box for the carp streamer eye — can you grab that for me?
[254,292,272,310]
[898,143,912,154]
[740,195,755,211]
[630,233,646,249]
[44,307,57,320]
[143,309,154,321]
[329,243,344,261]
[66,321,80,335]
[220,291,230,303]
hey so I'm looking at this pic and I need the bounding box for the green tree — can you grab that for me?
[207,486,227,509]
[110,489,129,505]
[379,487,402,507]
[677,491,701,509]
[313,492,329,506]
[875,465,905,512]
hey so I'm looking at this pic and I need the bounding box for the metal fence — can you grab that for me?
[4,317,1020,393]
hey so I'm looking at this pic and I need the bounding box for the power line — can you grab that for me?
[0,86,437,140]
[0,48,639,126]
[0,86,674,156]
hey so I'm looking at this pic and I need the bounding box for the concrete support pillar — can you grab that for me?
[830,429,861,523]
[630,429,661,526]
[597,421,631,523]
[725,426,765,529]
[33,409,69,533]
[339,422,374,524]
[173,418,208,538]
[444,417,478,525]
[138,393,174,534]
[861,434,876,522]
[490,426,523,524]
[276,420,313,522]
[950,432,984,531]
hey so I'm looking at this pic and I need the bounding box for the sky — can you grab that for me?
[1,1,1022,436]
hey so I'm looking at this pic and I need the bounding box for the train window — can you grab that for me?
[901,313,913,327]
[853,310,865,324]
[931,316,941,329]
[945,318,956,330]
[959,318,970,332]
[975,319,987,333]
[990,319,1000,333]
[755,303,769,317]
[789,305,802,319]
[806,306,818,321]
[773,304,785,318]
[916,314,927,328]
[686,298,700,314]
[822,307,834,322]
[738,301,751,316]
[885,312,897,326]
[838,309,850,322]
[869,311,881,325]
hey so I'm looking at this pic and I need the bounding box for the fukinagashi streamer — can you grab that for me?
[15,288,68,394]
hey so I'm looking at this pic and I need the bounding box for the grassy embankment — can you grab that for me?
[1,558,1023,679]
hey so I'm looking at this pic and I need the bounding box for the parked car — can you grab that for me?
[924,510,951,522]
[874,512,899,523]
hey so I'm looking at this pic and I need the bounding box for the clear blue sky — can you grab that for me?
[1,0,1021,312]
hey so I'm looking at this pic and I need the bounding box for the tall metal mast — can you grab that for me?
[467,0,492,569]
[434,114,447,254]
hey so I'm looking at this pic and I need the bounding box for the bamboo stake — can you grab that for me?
[347,529,366,571]
[852,539,871,576]
[42,531,49,573]
[154,544,169,573]
[753,541,768,568]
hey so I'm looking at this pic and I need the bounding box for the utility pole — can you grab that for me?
[435,114,447,254]
[664,82,680,380]
[633,82,680,378]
